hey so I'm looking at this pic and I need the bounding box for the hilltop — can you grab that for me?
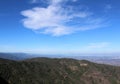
[0,57,120,84]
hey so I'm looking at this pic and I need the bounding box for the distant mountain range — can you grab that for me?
[0,53,30,60]
[0,57,120,84]
[0,52,120,66]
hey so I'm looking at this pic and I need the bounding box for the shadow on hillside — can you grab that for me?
[0,77,9,84]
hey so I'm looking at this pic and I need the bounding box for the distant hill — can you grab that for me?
[0,53,58,60]
[0,53,30,60]
[0,53,120,66]
[90,59,120,66]
[0,57,120,84]
[70,56,120,66]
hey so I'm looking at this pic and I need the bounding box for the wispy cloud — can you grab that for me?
[105,4,112,10]
[104,4,112,12]
[86,42,110,49]
[21,0,106,36]
[30,0,43,3]
[30,0,38,3]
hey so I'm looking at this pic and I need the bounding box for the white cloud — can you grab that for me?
[87,42,110,49]
[42,26,74,36]
[21,0,105,36]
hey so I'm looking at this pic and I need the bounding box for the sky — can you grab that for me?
[0,0,120,55]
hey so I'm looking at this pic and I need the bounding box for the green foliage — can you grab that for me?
[0,58,120,84]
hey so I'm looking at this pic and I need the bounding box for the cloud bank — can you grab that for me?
[21,0,105,36]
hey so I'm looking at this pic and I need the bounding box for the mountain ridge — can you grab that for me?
[0,57,120,84]
[0,52,120,66]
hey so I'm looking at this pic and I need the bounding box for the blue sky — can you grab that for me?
[0,0,120,55]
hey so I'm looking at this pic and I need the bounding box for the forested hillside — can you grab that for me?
[0,58,120,84]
